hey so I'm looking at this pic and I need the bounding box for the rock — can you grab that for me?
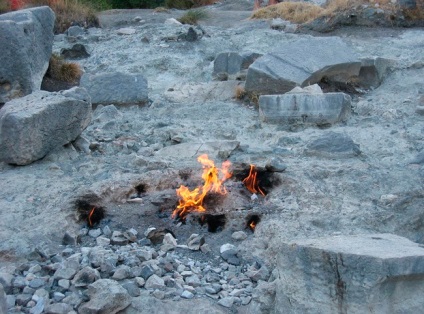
[416,105,424,115]
[265,157,287,172]
[181,290,194,299]
[112,265,132,280]
[144,274,165,290]
[274,233,424,314]
[61,44,90,59]
[258,93,351,126]
[96,236,111,246]
[358,57,395,88]
[80,72,148,105]
[246,264,270,282]
[185,275,201,287]
[231,231,248,241]
[121,281,140,297]
[43,302,73,314]
[111,231,129,246]
[213,52,262,80]
[0,284,6,314]
[88,228,102,238]
[156,140,239,160]
[28,278,45,289]
[218,296,235,308]
[164,18,182,26]
[164,81,241,103]
[0,87,91,165]
[305,132,361,157]
[79,279,131,314]
[187,234,205,250]
[66,25,85,37]
[72,266,101,287]
[0,273,14,294]
[410,151,424,164]
[287,84,323,94]
[0,6,55,103]
[220,244,240,266]
[139,265,155,280]
[245,37,360,95]
[53,267,77,280]
[184,27,198,42]
[117,27,136,35]
[57,279,70,290]
[161,233,177,252]
[62,231,80,246]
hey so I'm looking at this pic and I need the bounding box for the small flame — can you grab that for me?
[173,154,232,221]
[249,220,256,230]
[243,165,265,196]
[88,207,96,227]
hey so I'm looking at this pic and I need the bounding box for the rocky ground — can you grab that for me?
[0,0,424,313]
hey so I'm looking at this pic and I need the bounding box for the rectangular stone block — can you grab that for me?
[275,234,424,314]
[259,93,351,126]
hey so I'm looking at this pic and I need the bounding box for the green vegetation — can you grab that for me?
[178,8,208,24]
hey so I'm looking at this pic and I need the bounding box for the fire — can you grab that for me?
[173,154,232,221]
[249,220,256,230]
[243,164,265,196]
[88,207,96,227]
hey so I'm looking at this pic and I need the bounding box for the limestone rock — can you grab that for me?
[0,6,55,103]
[80,72,148,105]
[213,52,262,80]
[259,93,351,126]
[0,283,6,314]
[358,57,395,88]
[79,279,131,314]
[305,132,361,157]
[61,44,90,59]
[0,87,91,165]
[274,234,424,314]
[245,37,360,95]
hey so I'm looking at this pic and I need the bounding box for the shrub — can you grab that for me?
[178,8,207,24]
[47,54,82,83]
[251,2,324,23]
[109,0,165,9]
[165,0,216,9]
[235,85,246,100]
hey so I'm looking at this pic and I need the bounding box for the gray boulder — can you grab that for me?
[259,93,351,126]
[80,72,148,105]
[274,233,424,314]
[0,6,55,104]
[213,52,262,80]
[0,283,6,314]
[79,279,131,314]
[245,37,361,95]
[358,57,395,88]
[305,132,361,157]
[0,87,91,165]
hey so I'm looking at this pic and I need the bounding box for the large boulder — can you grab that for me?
[0,6,55,104]
[0,87,91,165]
[274,234,424,314]
[213,52,262,80]
[258,93,351,126]
[79,279,131,314]
[245,37,361,95]
[80,72,148,105]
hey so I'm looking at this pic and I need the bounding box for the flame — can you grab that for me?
[88,207,96,227]
[249,220,256,230]
[243,165,265,196]
[173,154,232,221]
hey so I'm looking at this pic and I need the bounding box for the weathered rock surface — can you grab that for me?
[213,51,262,80]
[0,87,91,165]
[0,283,6,314]
[79,279,131,314]
[0,6,55,104]
[358,57,395,88]
[274,234,424,314]
[259,93,351,126]
[305,132,361,157]
[80,72,148,105]
[245,37,361,95]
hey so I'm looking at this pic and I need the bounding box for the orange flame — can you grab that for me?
[243,165,265,196]
[88,207,96,227]
[249,220,256,230]
[173,154,232,221]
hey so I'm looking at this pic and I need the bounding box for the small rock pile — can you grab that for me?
[0,226,270,313]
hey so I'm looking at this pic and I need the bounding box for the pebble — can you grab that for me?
[231,231,248,241]
[181,290,194,299]
[88,228,102,238]
[218,296,235,308]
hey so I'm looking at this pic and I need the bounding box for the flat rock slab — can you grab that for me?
[80,72,148,105]
[156,141,240,160]
[0,6,55,103]
[164,81,241,103]
[305,132,361,157]
[259,93,351,126]
[79,279,131,314]
[0,87,91,165]
[245,37,361,95]
[275,233,424,314]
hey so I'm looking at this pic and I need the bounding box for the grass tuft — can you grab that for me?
[178,8,208,24]
[235,85,246,100]
[47,54,82,83]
